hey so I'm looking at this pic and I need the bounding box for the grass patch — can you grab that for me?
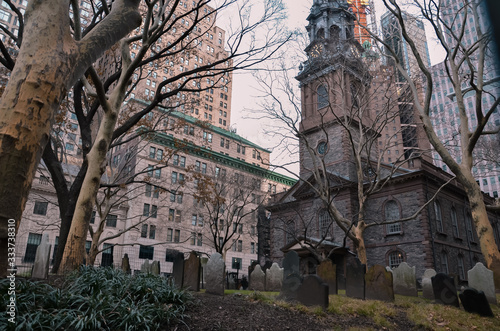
[0,266,192,331]
[398,294,500,331]
[328,295,395,328]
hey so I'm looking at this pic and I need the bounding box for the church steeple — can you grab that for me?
[296,0,370,180]
[303,0,359,61]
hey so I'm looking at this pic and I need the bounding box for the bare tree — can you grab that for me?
[0,0,142,277]
[373,0,500,286]
[189,164,264,262]
[254,40,447,265]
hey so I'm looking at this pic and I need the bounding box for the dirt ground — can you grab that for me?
[172,292,418,331]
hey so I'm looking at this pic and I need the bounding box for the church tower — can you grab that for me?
[296,0,369,179]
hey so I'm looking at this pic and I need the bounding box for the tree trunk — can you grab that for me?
[59,108,120,273]
[0,0,77,277]
[466,179,500,289]
[353,223,367,265]
[0,0,140,277]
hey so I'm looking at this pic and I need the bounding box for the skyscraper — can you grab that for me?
[381,11,431,83]
[429,0,500,198]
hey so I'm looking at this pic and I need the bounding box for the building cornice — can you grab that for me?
[140,128,297,186]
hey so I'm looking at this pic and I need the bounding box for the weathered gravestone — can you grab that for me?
[121,254,131,274]
[205,253,225,296]
[392,262,417,297]
[297,275,329,309]
[345,257,365,300]
[422,269,436,300]
[32,234,51,279]
[432,273,459,307]
[365,265,394,302]
[151,261,160,276]
[248,260,259,285]
[280,251,301,301]
[183,252,200,291]
[265,263,283,292]
[172,252,185,288]
[317,260,337,295]
[249,265,266,291]
[468,262,497,305]
[141,259,151,274]
[459,288,494,317]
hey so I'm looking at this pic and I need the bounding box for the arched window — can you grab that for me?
[465,213,474,242]
[450,207,459,237]
[434,201,443,232]
[330,25,340,42]
[385,200,401,234]
[317,85,328,109]
[457,255,466,280]
[440,251,449,274]
[318,210,332,239]
[388,250,404,269]
[316,28,325,40]
[285,220,295,244]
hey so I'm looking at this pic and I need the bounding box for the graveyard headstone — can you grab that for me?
[151,260,160,276]
[32,234,51,279]
[183,251,201,291]
[317,260,337,295]
[141,259,151,274]
[432,273,459,307]
[172,252,185,288]
[297,275,329,309]
[422,269,436,300]
[468,262,497,305]
[121,254,131,274]
[365,265,394,302]
[249,265,266,291]
[459,288,494,317]
[392,262,417,297]
[265,263,283,292]
[345,256,365,300]
[280,251,301,301]
[205,253,225,296]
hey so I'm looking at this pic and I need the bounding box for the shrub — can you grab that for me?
[0,266,192,331]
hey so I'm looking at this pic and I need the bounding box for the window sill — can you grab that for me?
[453,236,463,241]
[386,231,403,237]
[436,231,447,237]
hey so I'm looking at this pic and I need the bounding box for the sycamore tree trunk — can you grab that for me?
[463,173,500,288]
[352,222,367,265]
[59,107,120,273]
[0,0,141,277]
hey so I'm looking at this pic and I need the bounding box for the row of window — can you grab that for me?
[433,200,475,241]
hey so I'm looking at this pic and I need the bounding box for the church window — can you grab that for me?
[317,85,328,109]
[451,207,460,237]
[318,210,331,238]
[385,200,401,234]
[316,28,325,40]
[330,25,340,42]
[434,201,443,232]
[440,251,449,274]
[388,250,404,268]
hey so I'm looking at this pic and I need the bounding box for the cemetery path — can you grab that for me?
[172,292,417,331]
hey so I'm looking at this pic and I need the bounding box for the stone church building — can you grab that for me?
[265,0,500,287]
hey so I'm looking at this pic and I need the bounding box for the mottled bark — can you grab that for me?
[0,0,141,277]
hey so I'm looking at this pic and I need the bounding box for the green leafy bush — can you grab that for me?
[0,266,192,331]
